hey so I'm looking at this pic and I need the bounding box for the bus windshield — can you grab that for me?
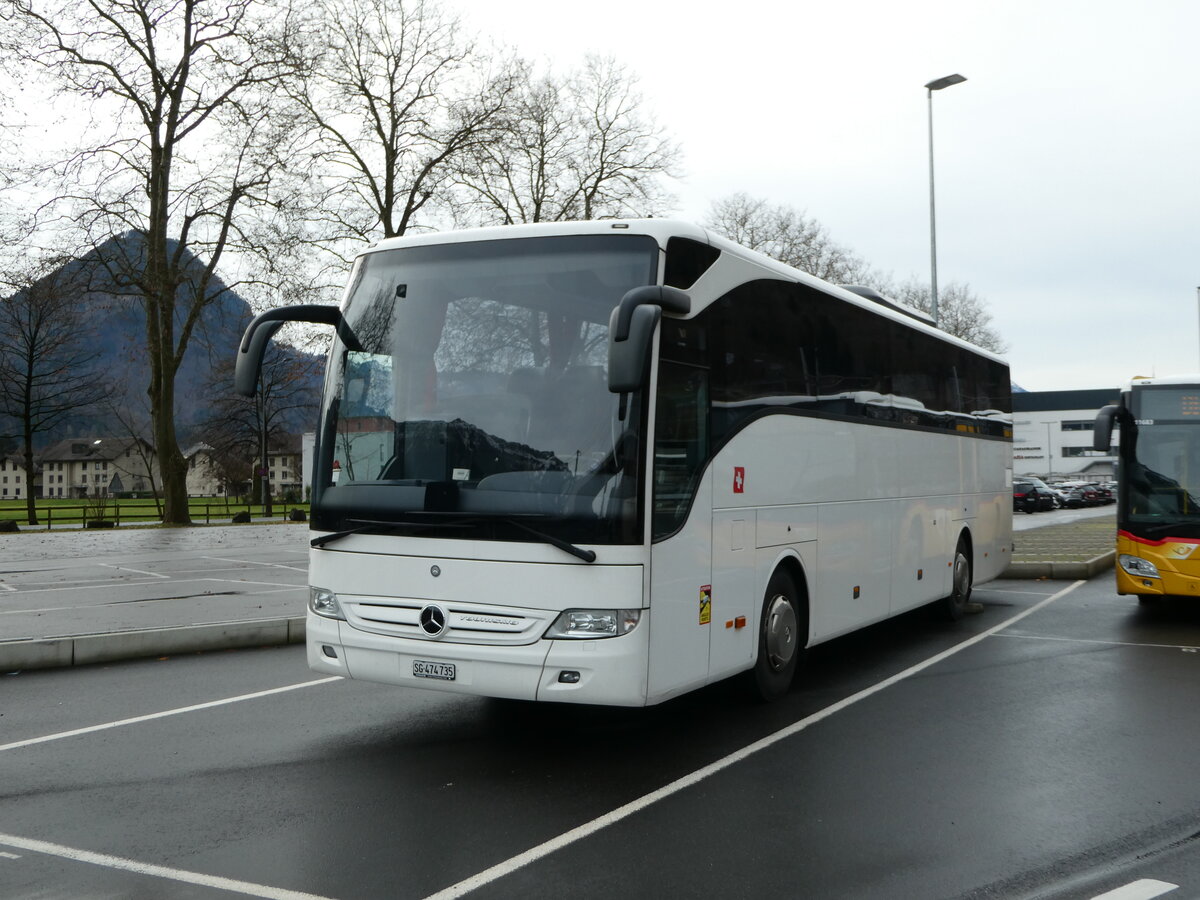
[313,233,659,546]
[1126,386,1200,535]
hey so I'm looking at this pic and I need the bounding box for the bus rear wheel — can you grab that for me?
[749,569,803,701]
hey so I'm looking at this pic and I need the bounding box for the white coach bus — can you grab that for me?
[235,220,1012,706]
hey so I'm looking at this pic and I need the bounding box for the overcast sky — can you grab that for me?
[457,0,1200,393]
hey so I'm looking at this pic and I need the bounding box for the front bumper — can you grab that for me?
[307,610,651,706]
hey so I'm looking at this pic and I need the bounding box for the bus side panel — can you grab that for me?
[646,467,714,705]
[711,416,896,643]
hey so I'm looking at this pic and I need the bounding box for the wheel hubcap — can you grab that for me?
[953,554,970,602]
[764,594,797,671]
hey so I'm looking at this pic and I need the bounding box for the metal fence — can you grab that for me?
[0,501,308,530]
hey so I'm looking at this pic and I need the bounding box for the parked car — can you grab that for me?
[1013,481,1054,513]
[1093,483,1115,504]
[1020,475,1064,509]
[1057,482,1100,507]
[1056,483,1086,508]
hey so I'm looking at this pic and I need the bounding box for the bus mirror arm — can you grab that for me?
[608,286,691,394]
[612,285,690,343]
[234,304,360,397]
[1093,404,1120,452]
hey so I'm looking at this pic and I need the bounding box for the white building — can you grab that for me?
[0,454,26,499]
[1011,388,1119,481]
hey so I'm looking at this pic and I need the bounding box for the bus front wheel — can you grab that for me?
[938,540,973,621]
[749,569,804,701]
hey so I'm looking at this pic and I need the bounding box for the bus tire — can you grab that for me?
[938,538,973,621]
[748,569,803,701]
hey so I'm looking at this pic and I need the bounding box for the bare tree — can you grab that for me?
[288,0,520,257]
[0,256,109,525]
[704,193,875,284]
[455,55,679,225]
[98,393,163,515]
[704,193,1007,352]
[3,0,304,524]
[200,340,320,505]
[883,279,1007,353]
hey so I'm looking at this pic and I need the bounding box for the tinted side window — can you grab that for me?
[664,237,721,289]
[698,278,1008,441]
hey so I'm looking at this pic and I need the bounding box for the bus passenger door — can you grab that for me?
[709,510,757,679]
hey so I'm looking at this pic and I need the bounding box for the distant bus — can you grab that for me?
[1095,374,1200,600]
[236,220,1013,706]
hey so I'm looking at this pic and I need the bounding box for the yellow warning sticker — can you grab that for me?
[699,585,712,625]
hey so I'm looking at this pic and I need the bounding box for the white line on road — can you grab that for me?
[0,578,302,614]
[0,832,334,900]
[1091,878,1179,899]
[424,581,1086,900]
[0,578,164,594]
[100,564,170,579]
[201,555,307,572]
[0,851,20,859]
[996,632,1200,651]
[0,677,341,754]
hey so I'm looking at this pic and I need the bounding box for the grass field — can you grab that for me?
[0,497,308,528]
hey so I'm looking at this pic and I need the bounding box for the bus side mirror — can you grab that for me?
[1093,404,1119,452]
[607,285,691,393]
[608,304,661,393]
[234,304,358,397]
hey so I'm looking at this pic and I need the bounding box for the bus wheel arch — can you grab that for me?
[748,558,809,701]
[938,529,974,621]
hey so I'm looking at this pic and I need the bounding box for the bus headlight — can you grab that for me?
[545,609,641,639]
[309,586,345,619]
[1118,555,1161,579]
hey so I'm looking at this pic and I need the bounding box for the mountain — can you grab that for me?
[7,233,324,449]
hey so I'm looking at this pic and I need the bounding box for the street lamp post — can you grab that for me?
[925,73,967,328]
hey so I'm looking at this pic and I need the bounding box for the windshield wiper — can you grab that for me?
[311,519,472,548]
[313,514,597,563]
[498,517,596,563]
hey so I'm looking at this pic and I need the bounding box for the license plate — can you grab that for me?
[413,660,456,681]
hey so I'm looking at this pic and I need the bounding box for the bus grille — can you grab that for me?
[340,596,549,646]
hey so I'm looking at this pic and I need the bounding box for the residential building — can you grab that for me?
[1011,388,1119,481]
[267,434,304,499]
[0,454,27,499]
[38,437,159,498]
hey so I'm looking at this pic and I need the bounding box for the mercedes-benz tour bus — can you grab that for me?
[1095,374,1200,600]
[235,220,1012,706]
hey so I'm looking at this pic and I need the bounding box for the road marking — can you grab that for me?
[100,564,170,579]
[0,677,341,754]
[424,582,1085,900]
[1092,878,1179,899]
[996,632,1200,651]
[0,851,20,859]
[0,578,302,614]
[0,579,164,595]
[0,832,333,900]
[986,587,1065,596]
[202,555,307,572]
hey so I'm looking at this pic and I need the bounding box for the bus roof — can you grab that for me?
[359,219,1007,365]
[1126,374,1200,389]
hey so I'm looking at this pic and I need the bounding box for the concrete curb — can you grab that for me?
[1003,551,1115,581]
[0,617,306,672]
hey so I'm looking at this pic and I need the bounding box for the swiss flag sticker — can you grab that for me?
[733,467,745,493]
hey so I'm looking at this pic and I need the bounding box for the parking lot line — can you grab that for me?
[0,677,341,754]
[0,831,334,900]
[424,581,1085,900]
